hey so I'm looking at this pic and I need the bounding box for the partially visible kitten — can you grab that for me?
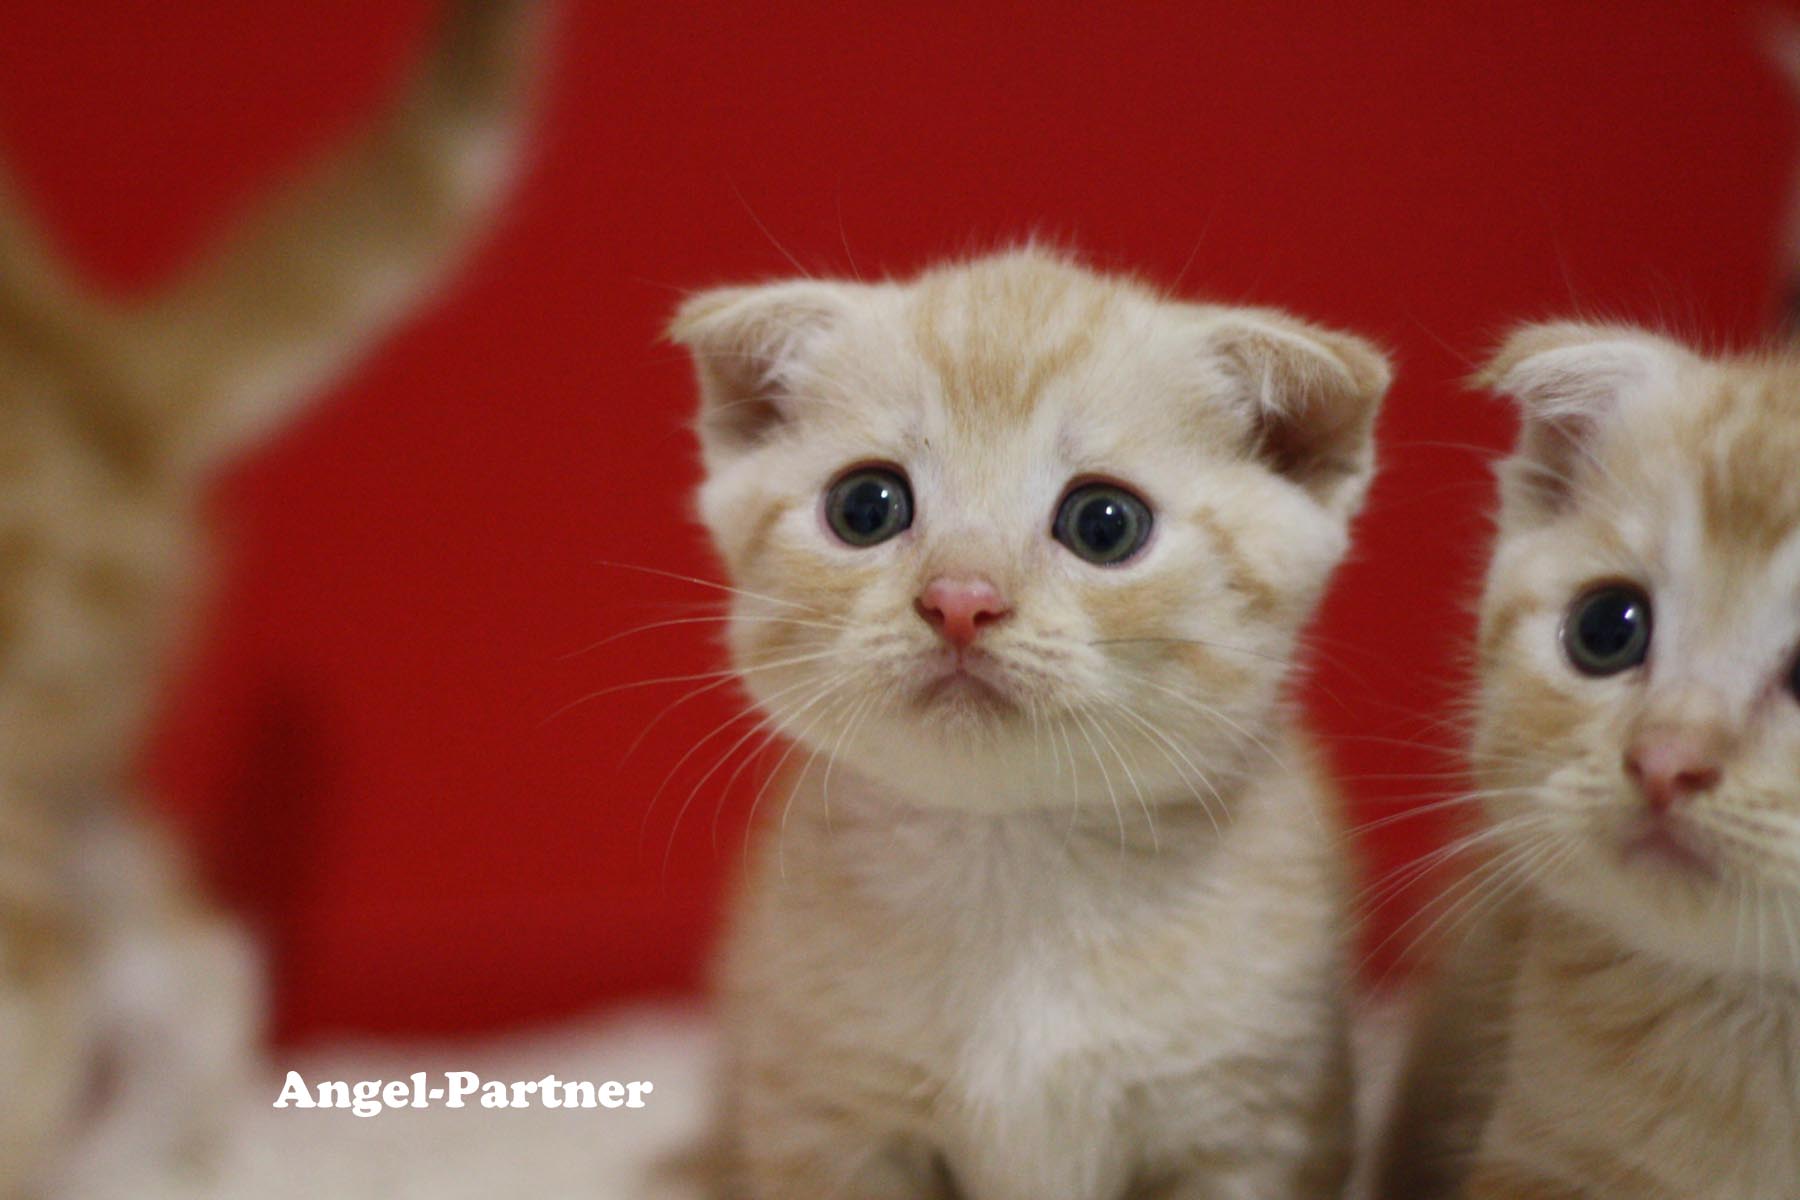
[1379,326,1800,1199]
[671,248,1390,1200]
[0,3,545,1192]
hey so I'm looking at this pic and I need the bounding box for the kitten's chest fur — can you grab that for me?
[1497,910,1800,1198]
[722,742,1350,1199]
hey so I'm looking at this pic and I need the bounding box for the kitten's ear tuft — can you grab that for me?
[1474,322,1687,516]
[668,281,850,458]
[1206,311,1392,514]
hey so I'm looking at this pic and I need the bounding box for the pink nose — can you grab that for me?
[1624,730,1722,813]
[915,577,1011,649]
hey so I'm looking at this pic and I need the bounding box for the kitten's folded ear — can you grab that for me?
[668,281,853,461]
[1203,309,1392,515]
[1474,322,1689,517]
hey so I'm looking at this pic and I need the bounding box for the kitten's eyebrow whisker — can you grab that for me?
[700,384,868,424]
[834,189,863,283]
[727,176,815,280]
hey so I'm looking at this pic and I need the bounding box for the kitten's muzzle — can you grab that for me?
[915,577,1011,650]
[1623,723,1725,815]
[1616,722,1727,878]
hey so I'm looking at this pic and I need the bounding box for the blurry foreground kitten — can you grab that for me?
[1379,327,1800,1199]
[672,249,1390,1199]
[0,3,543,1192]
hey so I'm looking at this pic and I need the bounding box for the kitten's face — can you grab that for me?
[675,251,1387,813]
[1477,327,1800,977]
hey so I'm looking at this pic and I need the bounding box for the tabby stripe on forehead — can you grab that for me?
[1478,592,1534,669]
[1695,377,1800,556]
[910,269,1111,426]
[739,498,793,565]
[1193,508,1281,619]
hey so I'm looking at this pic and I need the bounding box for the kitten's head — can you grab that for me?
[673,249,1388,813]
[1476,323,1800,976]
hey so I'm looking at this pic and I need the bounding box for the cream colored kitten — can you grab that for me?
[0,4,544,1193]
[671,249,1390,1200]
[1379,326,1800,1199]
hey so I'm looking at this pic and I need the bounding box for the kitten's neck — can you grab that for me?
[759,747,1334,941]
[1534,898,1800,1011]
[787,755,1231,854]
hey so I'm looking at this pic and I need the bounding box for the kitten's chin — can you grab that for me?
[911,669,1016,721]
[1617,819,1717,880]
[1542,834,1800,980]
[904,651,1026,726]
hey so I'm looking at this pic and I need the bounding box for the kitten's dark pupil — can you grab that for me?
[828,469,911,547]
[1076,496,1131,556]
[841,479,895,537]
[1576,591,1643,660]
[1055,484,1150,565]
[1564,585,1651,676]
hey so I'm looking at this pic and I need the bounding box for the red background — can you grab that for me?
[0,2,1790,1042]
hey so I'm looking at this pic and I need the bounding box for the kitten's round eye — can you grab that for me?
[1053,483,1153,566]
[1562,583,1652,676]
[825,467,913,547]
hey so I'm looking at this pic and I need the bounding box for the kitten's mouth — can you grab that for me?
[1620,818,1717,879]
[912,653,1015,714]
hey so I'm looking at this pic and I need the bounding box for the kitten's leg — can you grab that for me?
[50,910,259,1190]
[44,809,261,1192]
